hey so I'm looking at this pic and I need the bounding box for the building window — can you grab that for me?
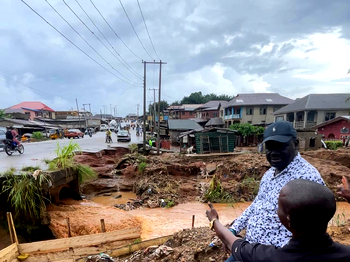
[341,127,349,134]
[189,111,193,115]
[260,107,267,115]
[247,121,252,124]
[182,111,185,115]
[273,106,281,112]
[246,107,253,115]
[220,110,223,117]
[325,112,335,121]
[275,116,284,122]
[213,112,218,117]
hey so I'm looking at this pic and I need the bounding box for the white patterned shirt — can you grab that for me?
[230,153,325,247]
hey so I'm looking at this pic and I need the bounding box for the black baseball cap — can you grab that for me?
[263,121,297,144]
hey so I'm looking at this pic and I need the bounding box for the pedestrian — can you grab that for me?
[224,121,324,261]
[338,176,350,203]
[206,179,350,262]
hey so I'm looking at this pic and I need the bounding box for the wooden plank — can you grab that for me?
[0,243,19,262]
[108,235,172,258]
[18,227,140,254]
[9,213,18,245]
[6,213,14,244]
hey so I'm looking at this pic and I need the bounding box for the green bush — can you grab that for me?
[138,162,147,173]
[165,199,175,208]
[76,164,97,183]
[128,144,138,154]
[32,131,43,139]
[325,141,343,150]
[204,174,234,203]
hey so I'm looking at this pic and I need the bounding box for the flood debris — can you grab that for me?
[85,253,115,262]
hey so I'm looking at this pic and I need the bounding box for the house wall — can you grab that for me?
[275,110,350,125]
[197,110,220,119]
[195,132,235,153]
[297,132,322,150]
[317,119,350,139]
[169,130,182,144]
[179,111,195,119]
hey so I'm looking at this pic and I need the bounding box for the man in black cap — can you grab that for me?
[225,121,324,261]
[206,179,350,261]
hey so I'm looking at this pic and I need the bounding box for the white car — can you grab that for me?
[100,124,108,131]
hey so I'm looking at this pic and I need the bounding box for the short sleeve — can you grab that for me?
[232,239,279,262]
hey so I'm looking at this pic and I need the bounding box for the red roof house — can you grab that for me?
[5,101,55,120]
[314,116,350,140]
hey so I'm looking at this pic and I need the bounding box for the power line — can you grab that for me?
[73,0,143,79]
[20,0,139,86]
[46,0,140,86]
[137,0,161,60]
[90,0,143,61]
[119,0,154,60]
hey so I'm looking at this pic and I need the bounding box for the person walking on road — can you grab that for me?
[206,179,350,262]
[224,121,325,261]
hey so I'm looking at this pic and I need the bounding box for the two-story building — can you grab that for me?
[195,101,228,120]
[167,104,203,119]
[4,101,55,120]
[222,93,293,127]
[274,94,350,130]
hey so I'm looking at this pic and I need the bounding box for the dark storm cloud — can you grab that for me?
[0,0,349,113]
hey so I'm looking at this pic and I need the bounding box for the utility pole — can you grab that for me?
[157,61,164,155]
[143,61,167,154]
[76,98,81,130]
[136,104,140,120]
[83,103,91,128]
[149,88,158,133]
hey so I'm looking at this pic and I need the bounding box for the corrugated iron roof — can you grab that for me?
[7,101,55,112]
[205,117,224,126]
[225,93,294,107]
[274,94,350,114]
[168,119,204,130]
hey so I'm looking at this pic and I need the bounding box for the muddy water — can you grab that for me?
[91,192,137,206]
[127,201,350,240]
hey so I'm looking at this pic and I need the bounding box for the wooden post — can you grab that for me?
[100,219,106,233]
[66,218,71,237]
[6,213,14,244]
[192,215,195,229]
[9,213,18,244]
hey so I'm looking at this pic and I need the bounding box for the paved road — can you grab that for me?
[0,129,143,173]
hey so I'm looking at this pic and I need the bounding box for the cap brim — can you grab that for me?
[262,135,292,144]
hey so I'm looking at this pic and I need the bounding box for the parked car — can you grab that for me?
[100,124,108,131]
[64,129,84,139]
[117,130,131,142]
[0,129,6,150]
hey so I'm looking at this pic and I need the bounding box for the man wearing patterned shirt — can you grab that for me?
[225,121,325,262]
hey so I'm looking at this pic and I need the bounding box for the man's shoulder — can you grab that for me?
[292,155,321,176]
[333,241,350,253]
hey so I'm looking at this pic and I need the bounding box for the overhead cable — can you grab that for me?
[137,0,161,60]
[119,0,154,60]
[20,0,140,86]
[73,0,143,79]
[90,0,143,61]
[45,0,141,86]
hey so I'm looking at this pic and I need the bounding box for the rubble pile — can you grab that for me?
[114,227,228,262]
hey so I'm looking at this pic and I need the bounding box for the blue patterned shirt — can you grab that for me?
[230,153,325,247]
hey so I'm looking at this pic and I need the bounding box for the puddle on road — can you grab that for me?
[91,191,137,206]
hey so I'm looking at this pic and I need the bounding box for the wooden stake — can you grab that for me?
[100,219,106,233]
[9,213,18,244]
[6,213,14,244]
[192,215,195,229]
[66,218,71,237]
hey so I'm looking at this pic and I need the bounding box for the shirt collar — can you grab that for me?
[271,153,301,179]
[287,234,333,249]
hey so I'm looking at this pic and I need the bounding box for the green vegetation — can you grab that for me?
[138,162,147,173]
[133,238,142,244]
[230,123,265,137]
[2,173,49,223]
[205,174,234,203]
[21,166,41,173]
[148,100,169,115]
[0,109,11,119]
[331,212,347,227]
[171,91,233,105]
[128,143,138,154]
[48,141,97,183]
[325,141,343,150]
[165,199,175,208]
[31,131,43,139]
[1,167,16,176]
[240,177,260,197]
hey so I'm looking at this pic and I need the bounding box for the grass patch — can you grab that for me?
[76,164,97,183]
[21,165,41,173]
[204,174,234,203]
[240,177,260,197]
[128,143,138,154]
[325,141,343,150]
[138,162,147,173]
[2,167,16,176]
[31,131,43,139]
[165,199,175,208]
[2,173,50,223]
[133,238,142,244]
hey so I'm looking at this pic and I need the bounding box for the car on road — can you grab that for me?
[64,129,84,139]
[100,124,108,131]
[117,130,131,142]
[0,128,6,150]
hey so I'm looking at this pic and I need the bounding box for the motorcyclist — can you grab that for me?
[6,126,21,148]
[136,125,140,136]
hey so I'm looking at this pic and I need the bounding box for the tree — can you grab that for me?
[230,123,264,137]
[0,109,8,119]
[180,92,233,104]
[148,100,169,115]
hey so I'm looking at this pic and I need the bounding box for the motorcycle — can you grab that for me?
[3,139,24,156]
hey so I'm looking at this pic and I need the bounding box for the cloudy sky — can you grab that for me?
[1,0,350,116]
